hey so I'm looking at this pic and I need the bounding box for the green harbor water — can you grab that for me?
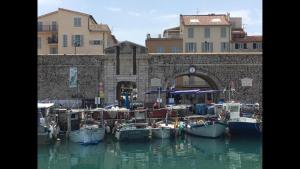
[38,135,262,169]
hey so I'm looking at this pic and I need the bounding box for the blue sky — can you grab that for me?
[38,0,262,45]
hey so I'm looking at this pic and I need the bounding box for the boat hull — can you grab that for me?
[152,127,173,139]
[115,128,151,141]
[185,122,227,138]
[228,122,262,136]
[69,126,105,144]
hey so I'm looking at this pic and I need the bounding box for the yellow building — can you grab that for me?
[38,8,117,55]
[180,14,231,53]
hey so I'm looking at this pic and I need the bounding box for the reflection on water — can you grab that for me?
[38,135,262,169]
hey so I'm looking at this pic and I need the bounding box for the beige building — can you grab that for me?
[180,14,231,53]
[38,8,117,55]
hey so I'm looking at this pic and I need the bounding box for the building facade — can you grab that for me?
[180,14,231,53]
[145,27,182,53]
[38,8,117,55]
[145,14,262,53]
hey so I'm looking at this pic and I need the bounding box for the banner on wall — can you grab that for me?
[69,67,77,88]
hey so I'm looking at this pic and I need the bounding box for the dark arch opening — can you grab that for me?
[167,73,219,105]
[116,81,137,107]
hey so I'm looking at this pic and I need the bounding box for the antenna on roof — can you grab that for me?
[196,8,199,15]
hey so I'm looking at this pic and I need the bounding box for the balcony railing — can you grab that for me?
[48,37,58,44]
[38,25,58,32]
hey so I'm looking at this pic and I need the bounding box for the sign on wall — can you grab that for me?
[241,78,253,87]
[151,78,161,87]
[69,67,77,88]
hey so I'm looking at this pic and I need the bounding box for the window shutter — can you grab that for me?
[80,35,84,47]
[194,43,197,52]
[201,42,204,52]
[210,43,213,52]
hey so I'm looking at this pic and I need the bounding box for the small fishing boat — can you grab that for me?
[151,109,176,139]
[184,115,227,138]
[69,108,105,144]
[38,103,60,144]
[115,123,152,141]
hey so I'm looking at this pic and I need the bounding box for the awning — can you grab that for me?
[38,103,55,108]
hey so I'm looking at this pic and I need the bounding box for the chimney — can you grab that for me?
[146,33,151,39]
[158,34,161,38]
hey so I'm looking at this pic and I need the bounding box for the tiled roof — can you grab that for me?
[181,14,230,26]
[233,36,262,42]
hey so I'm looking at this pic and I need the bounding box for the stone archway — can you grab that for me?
[164,70,223,104]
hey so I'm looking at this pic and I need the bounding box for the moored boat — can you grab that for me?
[184,115,227,138]
[115,123,152,141]
[38,103,60,144]
[226,102,262,136]
[69,108,105,144]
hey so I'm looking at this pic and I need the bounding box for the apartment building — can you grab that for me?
[230,17,262,52]
[38,8,117,55]
[180,14,231,53]
[145,27,182,53]
[146,13,262,53]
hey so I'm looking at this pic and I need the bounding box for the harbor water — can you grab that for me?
[38,135,262,169]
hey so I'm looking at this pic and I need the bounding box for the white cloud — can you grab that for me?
[106,7,122,12]
[149,9,157,15]
[128,11,140,16]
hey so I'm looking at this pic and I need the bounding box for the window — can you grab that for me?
[49,47,58,54]
[243,43,247,49]
[221,42,229,52]
[253,43,257,49]
[204,27,210,38]
[72,35,84,47]
[89,40,103,45]
[221,27,227,38]
[201,42,213,52]
[52,21,57,31]
[188,28,194,38]
[156,47,164,53]
[171,47,180,53]
[63,34,67,47]
[185,43,197,52]
[257,43,262,49]
[38,37,41,49]
[38,22,43,31]
[74,17,81,27]
[235,43,239,49]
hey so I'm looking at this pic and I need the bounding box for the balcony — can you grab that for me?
[38,25,58,32]
[48,37,58,44]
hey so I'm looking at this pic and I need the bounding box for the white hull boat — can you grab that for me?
[185,121,227,138]
[69,125,105,144]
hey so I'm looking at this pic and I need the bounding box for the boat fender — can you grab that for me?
[49,125,54,139]
[106,126,111,133]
